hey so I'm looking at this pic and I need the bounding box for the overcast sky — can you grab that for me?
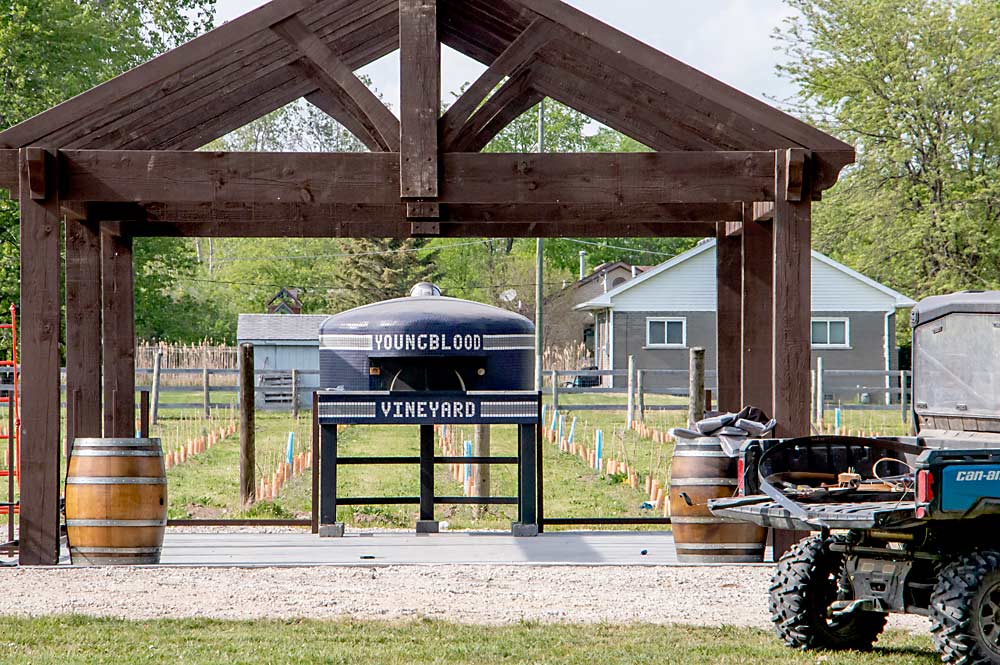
[214,0,798,109]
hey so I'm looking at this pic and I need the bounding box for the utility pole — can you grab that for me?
[534,99,546,392]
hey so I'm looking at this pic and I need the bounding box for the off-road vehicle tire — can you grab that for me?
[931,550,1000,665]
[769,534,888,650]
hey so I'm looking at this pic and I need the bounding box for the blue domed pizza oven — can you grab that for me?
[319,285,534,393]
[315,284,541,539]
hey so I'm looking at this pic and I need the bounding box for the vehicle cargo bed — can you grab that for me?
[710,496,917,531]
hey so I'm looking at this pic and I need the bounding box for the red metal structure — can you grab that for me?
[1,304,20,541]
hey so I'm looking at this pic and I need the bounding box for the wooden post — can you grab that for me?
[399,0,440,233]
[151,350,162,425]
[239,343,255,506]
[18,147,62,565]
[202,366,211,419]
[716,223,743,413]
[626,355,636,428]
[473,423,491,517]
[688,347,706,427]
[772,149,812,438]
[741,203,774,415]
[101,222,136,438]
[637,369,646,422]
[291,368,299,419]
[815,356,824,425]
[550,370,559,413]
[139,390,150,438]
[65,212,102,452]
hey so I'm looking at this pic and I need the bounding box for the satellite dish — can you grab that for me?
[499,289,518,303]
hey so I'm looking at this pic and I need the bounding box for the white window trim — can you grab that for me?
[811,317,851,349]
[645,317,687,349]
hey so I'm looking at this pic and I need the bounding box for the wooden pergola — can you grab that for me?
[0,0,853,565]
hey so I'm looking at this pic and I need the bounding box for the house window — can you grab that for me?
[646,318,686,348]
[811,318,850,348]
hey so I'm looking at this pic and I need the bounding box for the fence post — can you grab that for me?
[901,369,909,426]
[291,369,300,419]
[202,366,211,420]
[150,350,162,426]
[688,347,706,427]
[139,390,150,438]
[637,370,646,422]
[473,423,491,517]
[626,355,636,429]
[550,370,559,412]
[815,356,824,426]
[239,343,255,506]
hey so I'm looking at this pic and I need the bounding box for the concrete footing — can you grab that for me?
[415,520,440,534]
[511,523,539,537]
[318,523,346,538]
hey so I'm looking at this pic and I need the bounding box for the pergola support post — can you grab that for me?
[18,147,62,566]
[740,203,774,415]
[101,222,136,438]
[716,223,742,413]
[772,149,812,439]
[65,210,103,451]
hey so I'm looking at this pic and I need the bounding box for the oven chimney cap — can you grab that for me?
[409,282,442,298]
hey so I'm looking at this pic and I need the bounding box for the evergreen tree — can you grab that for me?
[336,239,440,309]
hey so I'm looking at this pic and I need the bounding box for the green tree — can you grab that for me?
[777,0,1000,301]
[337,238,439,309]
[0,0,214,327]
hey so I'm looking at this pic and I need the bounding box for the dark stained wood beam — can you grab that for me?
[716,223,742,413]
[121,219,718,239]
[0,148,16,194]
[101,222,136,438]
[399,0,440,202]
[59,150,777,205]
[516,0,853,153]
[0,0,322,149]
[272,14,400,152]
[771,149,812,438]
[741,203,773,415]
[445,70,543,152]
[440,17,554,149]
[65,213,103,452]
[18,148,62,565]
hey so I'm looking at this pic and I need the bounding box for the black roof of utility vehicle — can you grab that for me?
[911,291,1000,327]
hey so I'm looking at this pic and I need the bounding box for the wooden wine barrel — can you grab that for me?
[65,438,167,565]
[669,438,766,563]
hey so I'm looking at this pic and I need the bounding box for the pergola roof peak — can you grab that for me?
[0,0,852,170]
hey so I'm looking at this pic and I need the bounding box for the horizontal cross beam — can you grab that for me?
[57,150,777,205]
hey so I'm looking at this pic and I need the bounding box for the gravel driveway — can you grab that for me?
[0,564,929,633]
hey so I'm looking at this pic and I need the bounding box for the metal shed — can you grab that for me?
[236,314,329,410]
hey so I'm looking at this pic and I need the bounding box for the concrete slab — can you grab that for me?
[143,531,773,568]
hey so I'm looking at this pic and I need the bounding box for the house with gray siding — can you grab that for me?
[236,314,328,409]
[576,240,916,402]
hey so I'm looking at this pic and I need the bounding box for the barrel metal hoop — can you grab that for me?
[71,556,161,565]
[71,546,162,555]
[66,519,167,527]
[66,477,166,485]
[671,478,738,486]
[675,542,765,551]
[671,516,735,524]
[71,450,163,457]
[676,555,765,564]
[73,439,161,448]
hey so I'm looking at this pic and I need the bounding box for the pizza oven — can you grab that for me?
[319,284,534,393]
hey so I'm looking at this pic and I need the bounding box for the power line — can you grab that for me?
[561,238,681,258]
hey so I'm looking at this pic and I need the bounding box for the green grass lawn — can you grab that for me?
[0,617,940,665]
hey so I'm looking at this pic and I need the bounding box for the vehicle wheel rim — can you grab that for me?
[977,582,1000,653]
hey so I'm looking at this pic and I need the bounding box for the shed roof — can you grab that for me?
[237,314,329,342]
